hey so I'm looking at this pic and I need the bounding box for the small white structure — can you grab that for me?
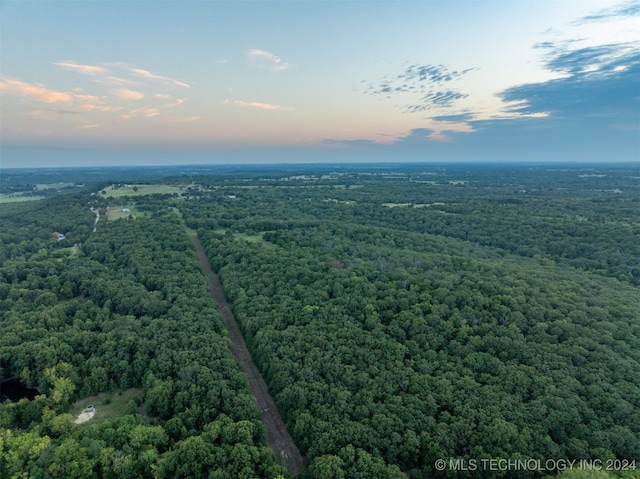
[122,208,131,213]
[75,405,96,424]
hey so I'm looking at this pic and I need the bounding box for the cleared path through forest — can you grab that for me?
[184,225,305,476]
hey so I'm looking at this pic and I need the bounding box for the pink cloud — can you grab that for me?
[176,115,201,123]
[94,76,135,87]
[0,77,72,103]
[164,98,184,108]
[130,68,189,88]
[54,61,108,76]
[112,89,144,100]
[119,107,161,120]
[223,99,293,111]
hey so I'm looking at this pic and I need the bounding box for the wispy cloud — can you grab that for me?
[142,108,160,117]
[56,109,83,115]
[366,63,474,113]
[576,0,640,23]
[499,43,640,119]
[112,89,145,100]
[0,77,72,103]
[223,99,293,111]
[164,98,184,108]
[322,138,379,147]
[72,93,118,112]
[431,113,474,123]
[94,76,135,87]
[54,61,108,76]
[74,93,102,102]
[399,64,475,85]
[176,116,201,123]
[367,64,475,96]
[130,68,190,88]
[119,107,161,120]
[153,94,184,107]
[407,91,469,112]
[4,60,193,130]
[543,42,639,77]
[246,49,290,71]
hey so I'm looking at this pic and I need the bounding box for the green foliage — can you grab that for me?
[0,194,283,478]
[2,164,638,478]
[185,164,639,477]
[0,428,51,479]
[154,414,285,479]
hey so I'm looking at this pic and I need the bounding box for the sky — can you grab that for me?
[1,0,639,167]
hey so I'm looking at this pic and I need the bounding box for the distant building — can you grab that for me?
[122,208,131,213]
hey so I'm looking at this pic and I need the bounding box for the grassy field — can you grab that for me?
[35,182,74,190]
[101,184,183,198]
[212,229,264,243]
[107,205,139,221]
[236,232,266,243]
[70,388,144,425]
[212,229,276,247]
[0,194,45,203]
[382,202,449,209]
[323,198,356,205]
[413,202,447,208]
[52,245,80,258]
[105,205,149,221]
[382,202,411,208]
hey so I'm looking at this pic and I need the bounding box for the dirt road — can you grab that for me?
[186,227,305,476]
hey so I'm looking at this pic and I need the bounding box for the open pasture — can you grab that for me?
[101,184,184,198]
[0,194,45,203]
[70,388,144,425]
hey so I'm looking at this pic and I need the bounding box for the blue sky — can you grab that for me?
[1,0,638,167]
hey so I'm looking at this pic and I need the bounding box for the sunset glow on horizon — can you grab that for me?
[1,1,638,166]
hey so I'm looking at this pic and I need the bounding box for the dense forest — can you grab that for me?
[0,191,286,478]
[1,164,639,478]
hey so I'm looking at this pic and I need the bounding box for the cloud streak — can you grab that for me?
[54,61,108,76]
[3,56,199,145]
[5,59,194,132]
[164,98,185,108]
[112,89,145,100]
[407,91,469,112]
[399,64,475,85]
[119,107,161,120]
[366,63,474,113]
[246,49,290,71]
[576,0,640,23]
[93,76,135,87]
[176,116,200,123]
[498,43,640,119]
[368,64,475,96]
[223,99,293,111]
[544,42,639,77]
[130,68,190,88]
[0,77,72,103]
